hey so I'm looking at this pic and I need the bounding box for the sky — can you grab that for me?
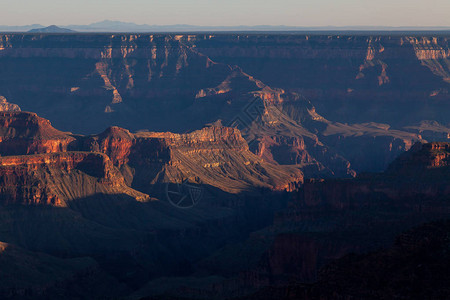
[1,0,449,27]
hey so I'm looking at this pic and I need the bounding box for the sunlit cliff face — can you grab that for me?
[0,242,7,254]
[0,151,151,206]
[0,34,447,176]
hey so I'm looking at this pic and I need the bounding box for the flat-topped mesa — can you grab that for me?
[0,34,448,60]
[0,111,75,155]
[85,125,301,193]
[140,126,302,193]
[0,151,149,207]
[0,34,186,59]
[0,110,302,196]
[83,125,248,167]
[192,35,449,61]
[137,126,249,151]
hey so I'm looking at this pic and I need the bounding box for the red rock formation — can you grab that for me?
[84,126,135,167]
[84,125,303,194]
[0,96,20,112]
[0,152,149,206]
[1,33,443,176]
[0,111,302,198]
[0,111,75,155]
[255,135,311,165]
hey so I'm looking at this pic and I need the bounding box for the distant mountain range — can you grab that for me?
[28,25,75,33]
[1,20,450,32]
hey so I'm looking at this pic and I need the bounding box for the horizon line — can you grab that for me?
[1,21,449,29]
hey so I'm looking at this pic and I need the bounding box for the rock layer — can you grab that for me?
[83,125,303,194]
[0,151,149,206]
[0,111,303,204]
[0,111,75,155]
[0,34,446,175]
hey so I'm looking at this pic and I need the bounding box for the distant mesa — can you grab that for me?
[28,25,75,33]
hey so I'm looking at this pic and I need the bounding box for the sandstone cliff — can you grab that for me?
[0,33,444,175]
[0,111,75,155]
[0,111,303,203]
[82,125,303,194]
[192,34,449,126]
[0,96,20,112]
[0,152,149,206]
[0,111,304,296]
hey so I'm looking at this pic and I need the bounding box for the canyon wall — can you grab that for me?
[0,34,446,174]
[192,35,450,126]
[0,33,448,298]
[0,111,303,201]
[0,151,149,206]
[81,125,303,194]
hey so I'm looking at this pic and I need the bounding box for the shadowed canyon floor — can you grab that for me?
[130,141,450,299]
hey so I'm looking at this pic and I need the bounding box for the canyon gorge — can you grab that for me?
[0,32,448,299]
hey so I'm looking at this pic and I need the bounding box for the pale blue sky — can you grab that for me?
[1,0,449,26]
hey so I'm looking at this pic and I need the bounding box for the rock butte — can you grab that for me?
[0,111,303,206]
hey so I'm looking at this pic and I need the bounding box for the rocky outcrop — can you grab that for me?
[0,96,20,112]
[0,112,306,299]
[0,111,302,197]
[83,126,135,167]
[255,135,312,165]
[386,141,450,173]
[0,151,149,206]
[0,111,75,155]
[84,125,303,194]
[146,142,450,300]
